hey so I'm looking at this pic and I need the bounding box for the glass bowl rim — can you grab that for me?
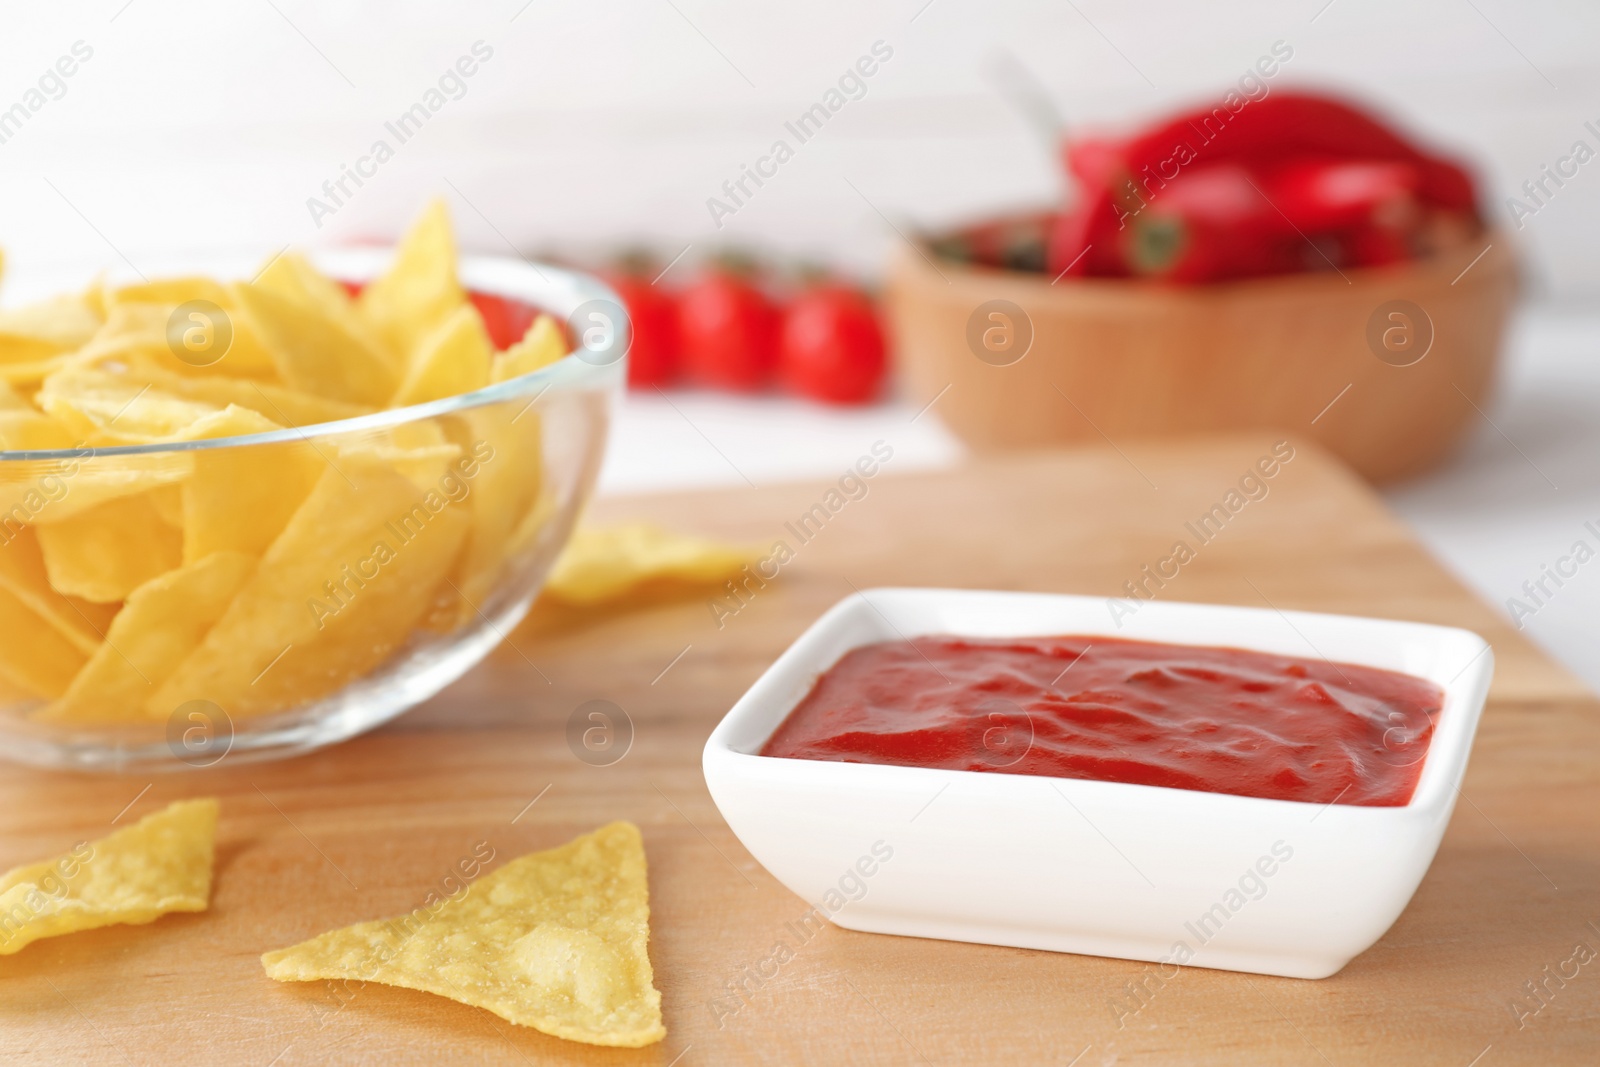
[0,247,625,462]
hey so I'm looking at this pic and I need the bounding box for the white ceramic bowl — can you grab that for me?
[702,588,1494,979]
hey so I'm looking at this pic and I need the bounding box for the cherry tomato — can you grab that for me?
[678,270,780,391]
[603,271,680,388]
[778,284,887,405]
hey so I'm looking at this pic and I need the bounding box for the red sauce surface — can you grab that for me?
[760,635,1443,806]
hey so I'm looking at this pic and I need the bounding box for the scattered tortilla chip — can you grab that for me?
[262,821,664,1048]
[491,314,567,383]
[357,199,465,360]
[392,303,492,407]
[36,492,183,603]
[43,552,255,723]
[0,582,89,698]
[0,798,217,956]
[233,281,397,407]
[0,527,115,655]
[151,456,469,719]
[545,523,758,606]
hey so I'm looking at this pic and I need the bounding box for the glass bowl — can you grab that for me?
[0,249,623,771]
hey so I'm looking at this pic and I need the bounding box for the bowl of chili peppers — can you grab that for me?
[887,90,1516,484]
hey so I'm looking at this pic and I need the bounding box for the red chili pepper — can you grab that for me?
[1048,91,1479,282]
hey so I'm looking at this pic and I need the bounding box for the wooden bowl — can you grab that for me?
[885,235,1517,484]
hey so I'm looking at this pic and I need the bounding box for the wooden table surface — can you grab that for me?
[1,434,1596,1066]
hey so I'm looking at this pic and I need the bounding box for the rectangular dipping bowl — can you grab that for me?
[702,588,1493,979]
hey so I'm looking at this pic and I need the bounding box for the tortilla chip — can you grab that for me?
[0,409,76,451]
[150,456,469,719]
[233,282,397,407]
[147,483,184,528]
[491,315,566,383]
[0,527,116,655]
[0,293,102,364]
[105,358,371,429]
[36,365,225,445]
[106,276,231,309]
[255,252,391,362]
[36,492,183,603]
[440,409,541,625]
[391,303,492,407]
[0,798,217,956]
[262,822,664,1048]
[0,582,89,699]
[545,524,758,606]
[182,435,323,563]
[0,379,31,411]
[43,552,255,723]
[357,199,465,360]
[13,455,197,526]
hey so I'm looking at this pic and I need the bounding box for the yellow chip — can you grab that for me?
[0,408,76,451]
[43,552,255,723]
[0,581,89,699]
[491,314,567,383]
[0,798,217,956]
[391,303,492,407]
[0,292,103,365]
[232,281,397,407]
[262,821,664,1048]
[182,435,323,563]
[36,491,183,603]
[150,456,469,719]
[357,199,465,360]
[0,379,31,411]
[440,408,542,625]
[106,357,372,429]
[545,523,758,606]
[105,276,231,309]
[11,454,196,527]
[147,482,184,527]
[36,365,225,445]
[0,527,116,655]
[254,252,393,366]
[89,292,278,380]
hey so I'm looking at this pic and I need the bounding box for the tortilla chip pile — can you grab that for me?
[0,201,569,725]
[0,798,217,955]
[263,821,666,1048]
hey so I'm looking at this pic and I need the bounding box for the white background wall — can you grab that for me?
[1,1,1598,300]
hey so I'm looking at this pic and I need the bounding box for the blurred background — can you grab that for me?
[2,0,1598,682]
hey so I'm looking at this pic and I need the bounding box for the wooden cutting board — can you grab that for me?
[2,434,1596,1066]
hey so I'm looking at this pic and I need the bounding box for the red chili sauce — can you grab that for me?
[760,636,1443,806]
